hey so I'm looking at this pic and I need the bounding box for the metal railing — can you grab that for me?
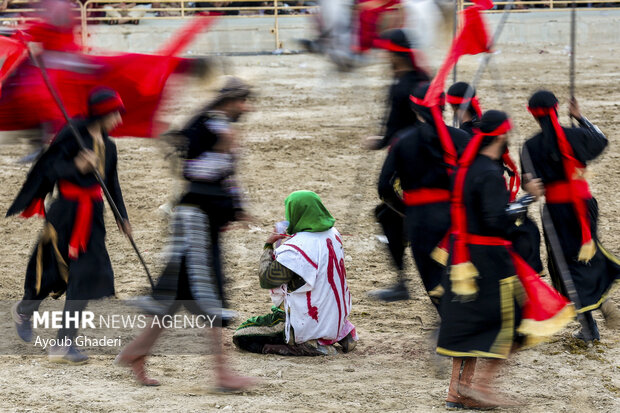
[1,0,618,50]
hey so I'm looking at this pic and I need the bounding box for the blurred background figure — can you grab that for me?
[104,2,152,25]
[299,0,451,71]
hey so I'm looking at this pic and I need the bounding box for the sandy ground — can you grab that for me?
[0,42,619,412]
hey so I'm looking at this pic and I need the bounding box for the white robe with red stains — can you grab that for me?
[270,228,355,345]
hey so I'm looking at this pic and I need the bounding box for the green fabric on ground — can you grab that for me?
[235,306,285,332]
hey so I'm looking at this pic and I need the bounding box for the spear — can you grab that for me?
[453,0,514,123]
[26,44,155,290]
[569,2,576,126]
[486,59,592,342]
[520,140,591,342]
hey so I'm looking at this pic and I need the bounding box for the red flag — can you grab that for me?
[423,6,491,107]
[0,36,28,98]
[0,15,217,137]
[472,0,494,10]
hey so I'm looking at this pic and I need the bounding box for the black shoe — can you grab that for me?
[368,282,410,302]
[338,332,357,353]
[572,315,600,342]
[297,38,323,54]
[572,327,600,342]
[11,301,32,342]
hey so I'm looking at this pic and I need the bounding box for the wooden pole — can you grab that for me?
[26,44,156,290]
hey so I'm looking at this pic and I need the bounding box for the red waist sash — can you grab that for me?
[545,180,592,203]
[466,234,510,247]
[59,180,103,259]
[402,188,450,206]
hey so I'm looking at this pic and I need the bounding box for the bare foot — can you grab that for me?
[216,370,259,392]
[115,354,160,386]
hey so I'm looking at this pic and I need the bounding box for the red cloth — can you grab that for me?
[445,94,483,119]
[59,180,103,260]
[372,38,426,76]
[545,180,592,203]
[21,197,46,218]
[409,95,457,174]
[25,21,82,52]
[0,15,216,137]
[466,233,573,325]
[423,6,491,108]
[355,0,401,52]
[502,149,520,202]
[402,188,450,206]
[471,0,494,10]
[0,37,28,98]
[449,120,512,267]
[528,106,593,249]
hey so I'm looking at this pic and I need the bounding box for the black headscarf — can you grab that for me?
[409,82,445,124]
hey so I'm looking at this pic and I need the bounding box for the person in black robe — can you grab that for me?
[522,90,620,342]
[378,82,470,309]
[8,87,130,364]
[365,29,430,301]
[438,110,572,409]
[446,81,481,136]
[115,77,257,391]
[447,81,544,274]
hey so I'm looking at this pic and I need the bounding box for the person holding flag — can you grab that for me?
[437,110,574,409]
[8,87,131,364]
[523,90,620,342]
[445,81,544,275]
[378,82,470,309]
[376,2,494,308]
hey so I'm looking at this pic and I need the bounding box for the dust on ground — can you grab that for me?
[0,44,619,412]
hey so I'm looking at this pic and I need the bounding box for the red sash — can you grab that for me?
[464,234,575,336]
[59,180,103,259]
[545,180,592,203]
[528,105,595,262]
[402,188,450,206]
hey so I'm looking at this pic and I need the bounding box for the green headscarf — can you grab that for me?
[285,191,335,234]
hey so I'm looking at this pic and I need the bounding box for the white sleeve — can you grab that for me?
[184,152,234,182]
[275,244,318,287]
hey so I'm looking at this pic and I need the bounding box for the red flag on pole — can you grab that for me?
[472,0,494,10]
[0,36,28,98]
[423,5,491,107]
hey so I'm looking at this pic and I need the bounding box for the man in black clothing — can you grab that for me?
[523,90,620,342]
[438,110,568,409]
[365,29,429,302]
[378,82,470,309]
[447,81,544,275]
[9,87,130,364]
[446,81,481,135]
[365,29,430,151]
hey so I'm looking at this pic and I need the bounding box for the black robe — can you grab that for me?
[378,122,470,304]
[437,155,524,358]
[523,121,619,312]
[7,120,128,301]
[458,120,543,273]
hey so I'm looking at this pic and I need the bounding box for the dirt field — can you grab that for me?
[0,43,619,412]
